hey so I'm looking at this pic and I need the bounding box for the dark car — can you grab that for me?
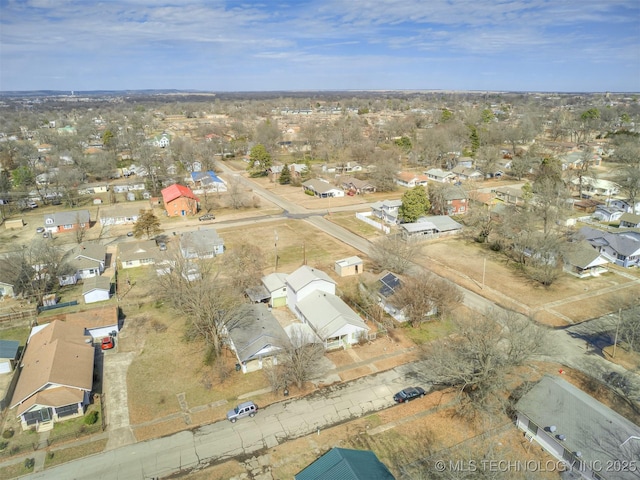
[393,387,426,403]
[198,213,215,221]
[36,227,45,233]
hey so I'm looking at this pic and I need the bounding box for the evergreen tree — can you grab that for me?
[279,163,291,184]
[398,185,430,223]
[133,209,162,239]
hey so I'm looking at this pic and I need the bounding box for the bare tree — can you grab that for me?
[227,175,249,209]
[391,271,463,326]
[421,309,548,417]
[370,235,421,274]
[280,327,326,389]
[155,255,251,358]
[222,242,266,291]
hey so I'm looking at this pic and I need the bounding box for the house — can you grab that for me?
[377,272,405,322]
[425,168,455,183]
[619,212,640,228]
[515,375,640,480]
[371,199,403,224]
[400,215,463,239]
[433,186,468,215]
[44,209,91,234]
[572,177,620,198]
[261,272,288,308]
[190,171,227,193]
[10,321,94,431]
[59,243,106,285]
[118,240,159,269]
[161,184,199,217]
[302,179,344,198]
[592,205,625,223]
[336,176,376,195]
[563,241,609,278]
[82,276,111,304]
[451,165,483,182]
[0,340,19,374]
[179,228,224,259]
[0,281,15,298]
[608,198,640,215]
[227,304,291,373]
[493,186,526,206]
[295,447,395,480]
[98,205,141,226]
[268,163,308,183]
[294,291,369,349]
[286,265,336,312]
[334,256,363,277]
[395,172,429,188]
[577,227,640,268]
[54,306,119,341]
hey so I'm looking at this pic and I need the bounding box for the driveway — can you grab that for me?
[103,349,137,450]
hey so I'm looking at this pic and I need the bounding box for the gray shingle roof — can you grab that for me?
[516,376,640,480]
[44,209,90,227]
[296,292,368,340]
[227,304,290,363]
[286,266,335,293]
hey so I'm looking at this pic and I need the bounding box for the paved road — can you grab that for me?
[22,361,432,480]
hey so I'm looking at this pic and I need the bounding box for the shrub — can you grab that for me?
[0,441,8,451]
[24,458,35,469]
[2,429,14,439]
[84,410,99,425]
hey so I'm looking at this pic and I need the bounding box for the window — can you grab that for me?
[56,404,79,418]
[63,224,73,230]
[459,206,465,212]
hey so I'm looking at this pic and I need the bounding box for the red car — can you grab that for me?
[101,337,115,350]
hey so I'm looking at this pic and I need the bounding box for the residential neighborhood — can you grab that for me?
[0,90,638,480]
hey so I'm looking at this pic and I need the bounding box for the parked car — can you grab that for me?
[27,201,38,209]
[393,387,425,403]
[36,227,45,233]
[198,213,215,221]
[158,242,167,251]
[101,336,115,350]
[226,401,258,422]
[127,231,134,237]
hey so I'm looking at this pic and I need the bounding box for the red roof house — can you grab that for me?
[161,184,199,217]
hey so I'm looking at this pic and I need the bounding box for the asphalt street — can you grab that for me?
[23,361,432,480]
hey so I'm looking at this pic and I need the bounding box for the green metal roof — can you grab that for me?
[295,447,395,480]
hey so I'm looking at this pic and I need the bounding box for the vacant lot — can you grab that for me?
[412,236,639,325]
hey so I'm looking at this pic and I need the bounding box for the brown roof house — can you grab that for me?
[10,321,94,431]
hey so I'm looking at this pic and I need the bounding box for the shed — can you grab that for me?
[82,276,111,304]
[0,340,20,374]
[334,256,364,277]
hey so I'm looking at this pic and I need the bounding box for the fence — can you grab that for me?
[355,212,391,234]
[37,300,78,313]
[0,306,37,328]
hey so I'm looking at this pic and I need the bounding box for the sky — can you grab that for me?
[1,0,639,93]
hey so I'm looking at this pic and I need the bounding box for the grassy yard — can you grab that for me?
[44,439,108,469]
[399,317,455,345]
[0,459,34,480]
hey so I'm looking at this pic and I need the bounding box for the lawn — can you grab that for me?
[44,439,108,469]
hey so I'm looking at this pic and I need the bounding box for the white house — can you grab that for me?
[59,243,106,285]
[118,240,159,269]
[286,265,336,312]
[301,179,344,198]
[99,205,142,226]
[294,291,369,349]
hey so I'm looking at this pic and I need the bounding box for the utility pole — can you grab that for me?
[612,308,621,358]
[274,230,279,272]
[482,257,486,289]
